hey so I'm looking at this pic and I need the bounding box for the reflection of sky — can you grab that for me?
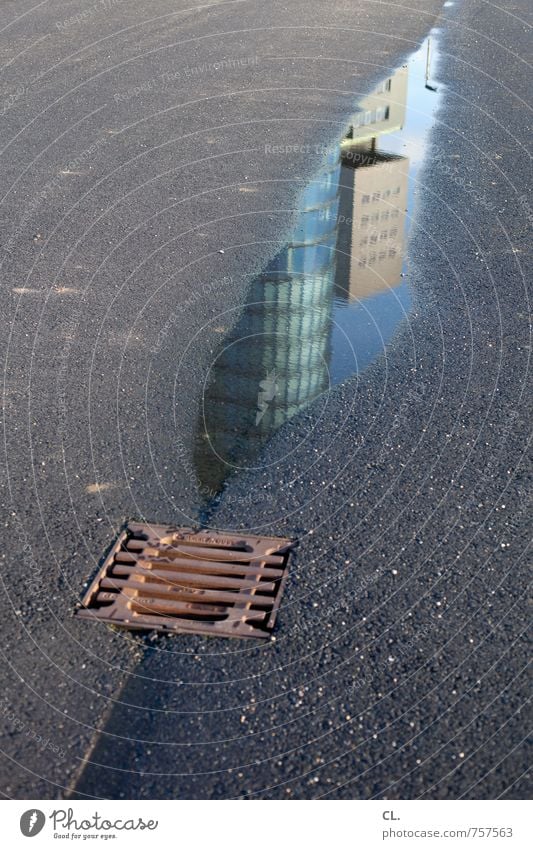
[331,284,412,384]
[385,38,441,165]
[330,36,441,386]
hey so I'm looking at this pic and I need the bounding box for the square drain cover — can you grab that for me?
[76,523,295,639]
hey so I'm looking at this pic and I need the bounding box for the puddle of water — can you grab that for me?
[194,37,442,498]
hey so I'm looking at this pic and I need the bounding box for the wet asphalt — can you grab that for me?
[1,0,530,799]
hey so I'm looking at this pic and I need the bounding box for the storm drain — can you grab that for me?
[76,522,295,639]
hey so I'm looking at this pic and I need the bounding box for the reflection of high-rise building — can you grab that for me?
[335,150,408,301]
[194,149,341,496]
[335,64,409,301]
[194,66,412,498]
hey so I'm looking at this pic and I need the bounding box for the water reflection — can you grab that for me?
[194,39,439,497]
[194,148,340,495]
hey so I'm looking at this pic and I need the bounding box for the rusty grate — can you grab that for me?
[76,523,295,639]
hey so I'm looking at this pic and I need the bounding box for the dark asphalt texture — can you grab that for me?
[1,0,530,800]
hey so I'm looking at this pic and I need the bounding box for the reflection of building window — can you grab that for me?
[388,248,397,257]
[390,227,398,238]
[393,186,400,195]
[354,106,392,127]
[372,212,379,222]
[373,191,380,201]
[362,194,370,204]
[379,250,387,261]
[370,233,378,244]
[380,231,388,241]
[381,211,389,221]
[360,238,367,247]
[374,78,392,94]
[384,189,391,199]
[358,258,366,267]
[369,254,376,265]
[361,215,369,226]
[391,209,399,218]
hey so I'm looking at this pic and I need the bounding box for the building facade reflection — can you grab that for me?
[334,150,408,301]
[194,66,410,497]
[194,148,341,495]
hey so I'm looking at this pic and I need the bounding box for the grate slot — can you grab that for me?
[101,575,275,608]
[146,545,285,566]
[115,552,283,579]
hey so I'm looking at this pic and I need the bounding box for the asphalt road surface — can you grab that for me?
[0,0,530,799]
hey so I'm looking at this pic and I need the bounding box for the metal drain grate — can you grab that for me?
[76,523,295,639]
